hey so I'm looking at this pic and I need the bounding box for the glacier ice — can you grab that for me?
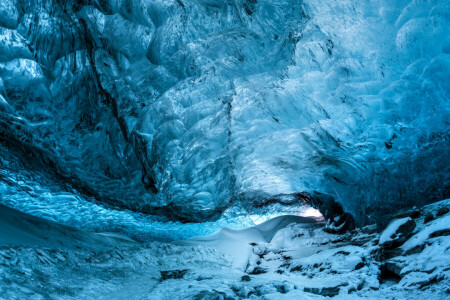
[0,0,448,225]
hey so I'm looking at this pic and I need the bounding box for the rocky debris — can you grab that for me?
[429,229,450,238]
[354,261,365,270]
[290,265,303,272]
[193,290,232,300]
[378,217,416,249]
[424,213,434,223]
[391,208,421,220]
[436,207,449,217]
[248,267,267,275]
[160,269,189,281]
[304,283,347,297]
[241,275,251,282]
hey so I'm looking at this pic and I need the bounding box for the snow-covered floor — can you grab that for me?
[0,200,449,299]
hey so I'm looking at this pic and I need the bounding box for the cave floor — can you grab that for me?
[0,200,449,299]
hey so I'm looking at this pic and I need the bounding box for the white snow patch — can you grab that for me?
[379,217,411,244]
[182,215,318,269]
[402,215,450,251]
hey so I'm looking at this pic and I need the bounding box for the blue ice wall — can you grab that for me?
[0,0,448,224]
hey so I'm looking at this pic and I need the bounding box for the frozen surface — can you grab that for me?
[0,0,448,223]
[0,199,448,299]
[183,215,320,269]
[0,1,448,298]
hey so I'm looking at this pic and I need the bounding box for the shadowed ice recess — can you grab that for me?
[0,176,322,242]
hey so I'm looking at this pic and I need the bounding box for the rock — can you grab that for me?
[404,244,425,255]
[379,218,416,249]
[424,213,434,223]
[379,263,402,284]
[381,262,402,278]
[193,290,231,300]
[354,262,365,270]
[160,269,188,281]
[249,267,267,275]
[290,265,303,272]
[304,284,345,297]
[429,229,450,238]
[361,224,377,233]
[410,210,421,218]
[241,275,251,282]
[391,209,421,220]
[436,207,449,217]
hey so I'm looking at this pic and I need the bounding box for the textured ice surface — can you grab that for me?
[0,0,449,223]
[0,144,317,241]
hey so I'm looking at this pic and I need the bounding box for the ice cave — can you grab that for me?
[0,0,449,298]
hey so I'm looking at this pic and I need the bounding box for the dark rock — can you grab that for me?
[354,262,365,270]
[382,248,404,259]
[379,263,402,284]
[361,224,377,233]
[382,262,402,277]
[249,267,267,275]
[429,229,450,238]
[417,274,442,289]
[241,275,251,282]
[304,285,343,297]
[274,284,289,294]
[410,210,421,218]
[404,244,425,255]
[436,207,449,217]
[424,213,434,223]
[160,269,188,281]
[392,209,421,220]
[193,290,232,300]
[290,265,303,272]
[334,251,350,256]
[197,276,213,281]
[379,218,416,249]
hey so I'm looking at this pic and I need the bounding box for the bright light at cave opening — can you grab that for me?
[248,205,324,225]
[300,207,323,219]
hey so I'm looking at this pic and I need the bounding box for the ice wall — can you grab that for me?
[0,0,448,224]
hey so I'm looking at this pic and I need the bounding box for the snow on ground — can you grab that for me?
[0,200,449,299]
[181,215,320,269]
[379,217,412,245]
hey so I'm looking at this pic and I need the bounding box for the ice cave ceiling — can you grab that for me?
[0,0,449,226]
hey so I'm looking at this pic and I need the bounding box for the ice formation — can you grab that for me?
[0,1,449,297]
[0,0,448,226]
